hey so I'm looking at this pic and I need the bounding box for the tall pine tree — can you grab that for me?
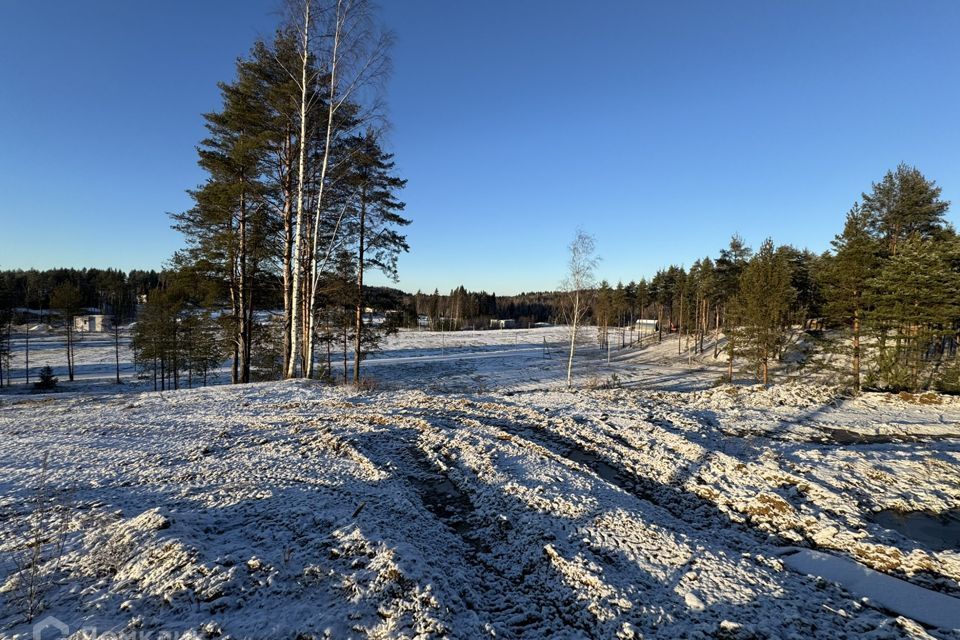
[823,203,881,393]
[173,51,273,383]
[338,130,409,383]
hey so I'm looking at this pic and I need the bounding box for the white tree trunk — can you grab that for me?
[305,0,344,378]
[566,291,579,387]
[286,0,311,379]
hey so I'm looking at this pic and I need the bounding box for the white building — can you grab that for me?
[74,314,112,333]
[634,318,658,332]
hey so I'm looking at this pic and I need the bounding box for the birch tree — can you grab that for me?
[562,230,598,387]
[285,0,313,378]
[284,0,393,378]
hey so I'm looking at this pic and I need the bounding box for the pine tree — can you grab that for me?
[734,239,795,384]
[612,282,628,347]
[49,282,82,382]
[245,32,315,376]
[868,235,960,391]
[594,280,613,348]
[131,288,183,391]
[172,52,273,384]
[34,365,57,391]
[861,164,950,256]
[694,257,717,354]
[338,130,409,384]
[715,235,752,358]
[822,203,881,393]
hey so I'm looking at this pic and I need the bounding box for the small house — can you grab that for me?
[489,319,516,329]
[75,314,112,333]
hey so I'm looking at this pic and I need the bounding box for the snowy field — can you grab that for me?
[1,328,960,638]
[2,325,721,395]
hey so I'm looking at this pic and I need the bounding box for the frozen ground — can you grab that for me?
[2,327,141,394]
[1,376,959,638]
[2,325,723,395]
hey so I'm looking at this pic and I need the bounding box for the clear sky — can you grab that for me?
[2,1,959,295]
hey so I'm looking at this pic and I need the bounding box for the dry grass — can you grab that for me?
[898,391,942,405]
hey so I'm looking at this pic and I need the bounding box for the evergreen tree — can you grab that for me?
[49,282,82,382]
[131,288,183,391]
[715,234,752,358]
[861,163,950,256]
[868,235,960,391]
[593,280,613,348]
[338,130,409,383]
[733,239,795,384]
[822,203,881,393]
[694,256,717,353]
[172,51,273,384]
[34,365,57,391]
[245,32,315,376]
[778,245,823,327]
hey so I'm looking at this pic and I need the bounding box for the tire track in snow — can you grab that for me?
[339,416,566,638]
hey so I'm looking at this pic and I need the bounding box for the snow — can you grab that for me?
[1,327,959,638]
[779,548,960,630]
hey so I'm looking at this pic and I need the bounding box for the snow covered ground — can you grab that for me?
[1,373,959,638]
[1,326,959,638]
[1,324,800,395]
[4,325,692,395]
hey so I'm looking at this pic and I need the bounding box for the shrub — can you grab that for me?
[33,366,57,391]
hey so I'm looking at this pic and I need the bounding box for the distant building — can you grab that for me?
[489,319,516,329]
[634,318,658,332]
[75,314,112,333]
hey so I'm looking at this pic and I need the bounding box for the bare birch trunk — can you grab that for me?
[286,0,311,379]
[282,133,295,375]
[566,291,579,387]
[305,0,344,378]
[238,177,250,383]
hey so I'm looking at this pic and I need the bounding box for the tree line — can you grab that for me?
[417,164,958,395]
[0,268,160,320]
[585,164,959,393]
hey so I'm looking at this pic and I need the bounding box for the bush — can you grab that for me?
[33,366,57,391]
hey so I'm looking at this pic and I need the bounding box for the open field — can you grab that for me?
[1,338,959,638]
[1,324,762,395]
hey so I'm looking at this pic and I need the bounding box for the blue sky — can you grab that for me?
[2,1,959,295]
